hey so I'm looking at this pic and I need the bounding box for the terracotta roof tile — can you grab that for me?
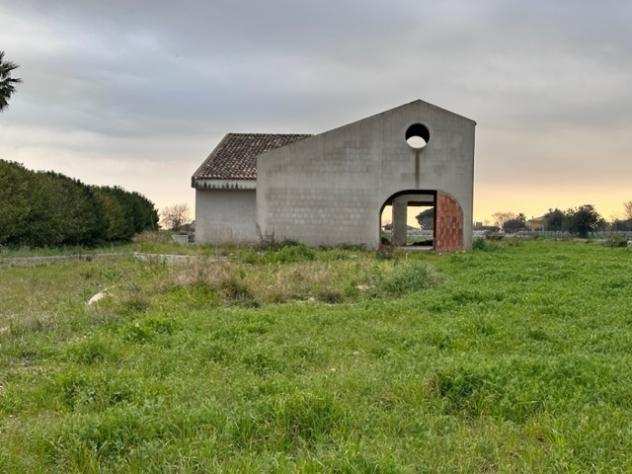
[192,133,311,181]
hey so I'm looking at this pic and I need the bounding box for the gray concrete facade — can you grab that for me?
[195,188,258,244]
[256,100,475,249]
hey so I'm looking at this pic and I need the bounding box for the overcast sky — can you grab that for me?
[1,0,631,221]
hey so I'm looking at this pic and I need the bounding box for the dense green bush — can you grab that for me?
[543,205,608,235]
[263,242,316,264]
[472,238,497,251]
[0,160,158,246]
[376,260,439,295]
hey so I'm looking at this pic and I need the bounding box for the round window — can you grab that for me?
[405,123,430,150]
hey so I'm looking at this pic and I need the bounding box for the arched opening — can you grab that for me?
[380,190,436,250]
[379,190,465,252]
[405,123,430,150]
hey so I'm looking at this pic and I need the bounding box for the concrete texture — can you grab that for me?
[391,196,408,247]
[257,100,475,249]
[195,189,258,244]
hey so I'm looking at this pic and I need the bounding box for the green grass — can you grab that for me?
[0,242,134,258]
[1,240,632,471]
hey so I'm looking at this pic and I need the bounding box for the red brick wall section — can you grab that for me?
[435,192,464,252]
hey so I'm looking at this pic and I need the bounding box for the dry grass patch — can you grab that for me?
[161,255,440,306]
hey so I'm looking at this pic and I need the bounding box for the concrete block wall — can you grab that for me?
[195,188,258,244]
[257,100,475,249]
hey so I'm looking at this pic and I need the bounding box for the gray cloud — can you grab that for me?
[1,0,631,217]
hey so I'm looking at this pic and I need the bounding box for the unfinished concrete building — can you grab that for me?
[191,100,475,251]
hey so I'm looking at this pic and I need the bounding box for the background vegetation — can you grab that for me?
[542,205,609,236]
[486,203,632,235]
[0,160,159,247]
[1,240,632,471]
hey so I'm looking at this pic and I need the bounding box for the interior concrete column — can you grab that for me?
[391,196,408,246]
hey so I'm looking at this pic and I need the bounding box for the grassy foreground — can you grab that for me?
[1,240,632,472]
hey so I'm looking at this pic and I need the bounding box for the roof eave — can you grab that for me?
[192,177,257,190]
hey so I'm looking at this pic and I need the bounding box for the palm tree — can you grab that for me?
[0,51,21,112]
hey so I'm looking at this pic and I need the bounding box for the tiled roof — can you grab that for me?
[192,133,311,181]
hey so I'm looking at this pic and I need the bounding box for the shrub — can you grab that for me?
[121,316,177,343]
[93,186,159,241]
[567,204,606,237]
[264,242,316,264]
[502,213,527,233]
[429,367,491,416]
[604,235,629,248]
[543,208,566,231]
[54,371,135,410]
[65,337,115,365]
[274,391,343,446]
[375,244,395,260]
[219,275,257,306]
[132,230,174,245]
[0,160,158,247]
[472,238,494,251]
[377,261,438,296]
[116,295,150,317]
[316,289,344,304]
[0,162,105,246]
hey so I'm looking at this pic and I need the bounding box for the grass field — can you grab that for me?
[1,239,632,472]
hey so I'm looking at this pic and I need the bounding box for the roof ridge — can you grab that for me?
[226,132,312,136]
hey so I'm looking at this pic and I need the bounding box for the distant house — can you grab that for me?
[191,100,475,251]
[528,216,545,231]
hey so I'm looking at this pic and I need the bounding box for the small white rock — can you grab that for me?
[87,290,109,306]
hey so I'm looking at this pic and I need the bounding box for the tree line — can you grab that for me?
[0,160,158,246]
[487,203,632,237]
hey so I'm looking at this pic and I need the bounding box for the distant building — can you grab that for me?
[527,216,545,231]
[191,100,475,251]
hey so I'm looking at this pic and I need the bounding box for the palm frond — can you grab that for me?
[0,50,21,111]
